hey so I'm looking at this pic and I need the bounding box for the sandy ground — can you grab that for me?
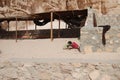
[0,39,120,64]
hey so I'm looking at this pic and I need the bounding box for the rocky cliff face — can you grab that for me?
[0,0,120,17]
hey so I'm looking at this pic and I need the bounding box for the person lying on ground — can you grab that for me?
[63,41,81,52]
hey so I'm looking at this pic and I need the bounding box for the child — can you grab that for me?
[64,41,80,52]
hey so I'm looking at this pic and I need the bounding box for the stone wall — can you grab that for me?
[81,8,120,53]
[80,27,120,53]
[0,61,120,80]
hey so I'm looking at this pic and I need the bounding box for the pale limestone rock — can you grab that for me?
[39,71,51,80]
[74,68,81,73]
[84,46,93,53]
[65,75,73,80]
[101,75,111,80]
[52,72,64,80]
[60,63,73,74]
[89,70,100,80]
[0,68,18,78]
[71,63,82,68]
[109,40,113,44]
[72,72,81,79]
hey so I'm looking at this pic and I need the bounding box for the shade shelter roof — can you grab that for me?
[0,9,87,22]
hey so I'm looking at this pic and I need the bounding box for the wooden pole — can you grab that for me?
[26,21,28,34]
[66,23,68,29]
[58,19,60,38]
[50,12,53,41]
[35,24,37,30]
[15,17,18,42]
[7,21,9,31]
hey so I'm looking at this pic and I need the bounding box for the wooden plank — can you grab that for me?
[26,21,28,34]
[58,19,60,37]
[50,12,53,41]
[7,21,10,31]
[15,17,18,42]
[35,24,37,30]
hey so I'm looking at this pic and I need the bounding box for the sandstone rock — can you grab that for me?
[52,72,64,80]
[72,72,81,79]
[65,75,73,80]
[39,71,51,80]
[101,75,111,80]
[89,70,100,80]
[0,61,13,69]
[109,40,113,44]
[26,67,42,80]
[74,68,81,73]
[60,68,72,74]
[60,63,73,74]
[71,63,82,68]
[0,68,18,78]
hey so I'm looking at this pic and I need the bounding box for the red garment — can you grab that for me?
[71,42,79,49]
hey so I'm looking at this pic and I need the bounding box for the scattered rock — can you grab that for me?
[72,72,81,79]
[65,75,73,80]
[39,71,51,80]
[101,75,111,80]
[71,63,82,68]
[109,40,113,44]
[89,70,100,80]
[0,62,120,80]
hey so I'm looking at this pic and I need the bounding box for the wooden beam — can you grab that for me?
[66,23,68,29]
[50,12,53,41]
[35,24,37,30]
[15,17,18,42]
[58,19,60,38]
[26,21,28,34]
[7,21,10,31]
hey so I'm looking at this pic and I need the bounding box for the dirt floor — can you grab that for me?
[0,39,120,64]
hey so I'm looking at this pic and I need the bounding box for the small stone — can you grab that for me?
[92,36,96,40]
[52,72,64,80]
[89,70,100,80]
[60,63,73,74]
[109,40,113,44]
[106,34,110,39]
[0,68,18,78]
[65,76,73,80]
[72,72,81,79]
[39,72,51,80]
[115,40,119,43]
[71,63,82,68]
